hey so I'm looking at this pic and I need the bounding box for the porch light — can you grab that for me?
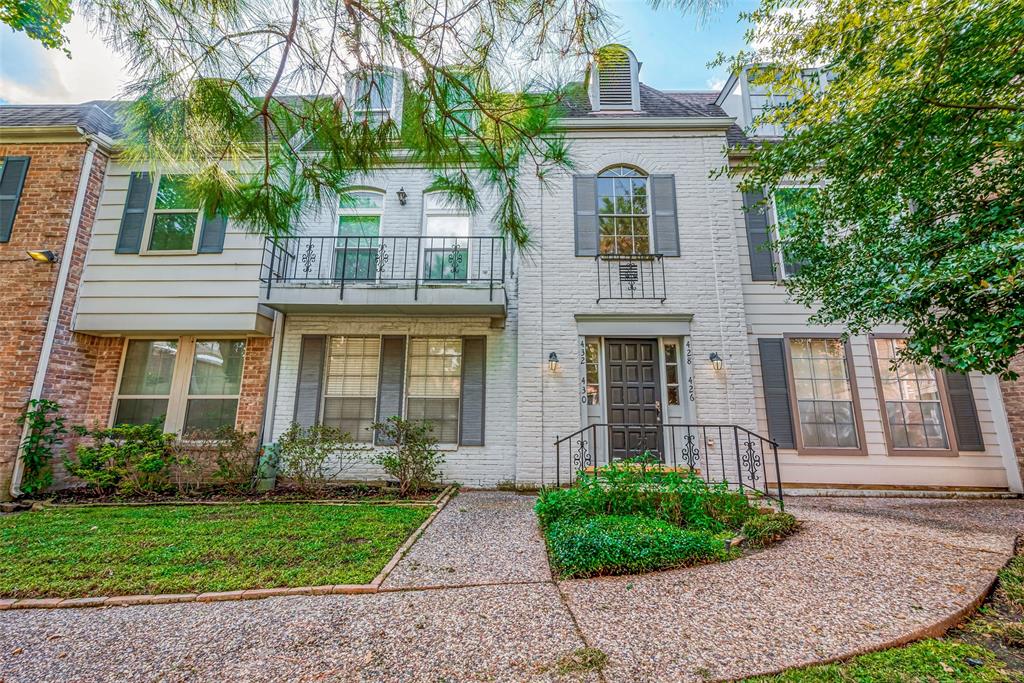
[709,352,724,371]
[27,250,59,264]
[396,187,408,205]
[548,352,559,372]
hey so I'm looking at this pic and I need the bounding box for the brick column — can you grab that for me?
[998,353,1024,489]
[236,336,273,437]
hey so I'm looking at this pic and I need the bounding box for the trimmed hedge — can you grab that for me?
[546,514,729,579]
[741,510,799,548]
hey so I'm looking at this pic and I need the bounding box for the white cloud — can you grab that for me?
[706,77,727,91]
[0,15,128,104]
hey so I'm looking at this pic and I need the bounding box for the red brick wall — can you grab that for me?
[236,336,272,437]
[0,142,110,499]
[998,353,1024,488]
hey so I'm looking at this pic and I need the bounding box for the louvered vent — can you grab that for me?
[597,47,634,109]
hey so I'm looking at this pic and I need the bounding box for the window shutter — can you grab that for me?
[650,174,680,257]
[743,190,777,281]
[0,156,30,243]
[115,172,153,254]
[375,335,407,445]
[573,175,599,256]
[943,371,984,451]
[459,336,486,446]
[293,335,326,427]
[197,211,228,254]
[757,338,796,448]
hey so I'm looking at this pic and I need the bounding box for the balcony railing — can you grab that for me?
[595,254,666,302]
[260,235,507,302]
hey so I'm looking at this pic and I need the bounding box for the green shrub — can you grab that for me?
[64,422,178,495]
[275,423,371,495]
[169,426,262,494]
[741,510,799,548]
[545,514,728,579]
[16,398,65,496]
[536,460,757,534]
[370,416,445,497]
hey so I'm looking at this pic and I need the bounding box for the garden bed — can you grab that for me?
[536,460,798,579]
[0,503,434,599]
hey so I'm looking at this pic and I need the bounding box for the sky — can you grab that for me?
[0,0,758,105]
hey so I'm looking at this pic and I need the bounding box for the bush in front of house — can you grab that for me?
[64,422,178,495]
[274,422,372,495]
[740,509,800,548]
[370,416,445,497]
[546,514,728,579]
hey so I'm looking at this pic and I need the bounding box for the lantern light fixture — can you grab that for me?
[396,187,408,205]
[709,352,724,371]
[548,352,559,372]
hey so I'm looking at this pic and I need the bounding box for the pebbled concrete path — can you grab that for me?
[0,493,1020,682]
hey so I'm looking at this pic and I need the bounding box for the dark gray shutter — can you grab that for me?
[573,175,599,256]
[0,157,30,243]
[293,335,326,427]
[197,211,228,253]
[743,190,776,281]
[459,336,486,446]
[375,335,407,445]
[650,174,680,257]
[757,338,795,448]
[944,371,984,451]
[115,172,153,254]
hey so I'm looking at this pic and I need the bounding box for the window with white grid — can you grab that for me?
[322,336,381,442]
[406,337,462,443]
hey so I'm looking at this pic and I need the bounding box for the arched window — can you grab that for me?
[597,166,649,255]
[336,189,384,281]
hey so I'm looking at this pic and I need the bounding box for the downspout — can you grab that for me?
[10,140,99,498]
[261,311,287,445]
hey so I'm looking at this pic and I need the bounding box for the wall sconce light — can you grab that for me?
[27,250,59,264]
[548,352,560,372]
[396,187,408,205]
[709,352,724,371]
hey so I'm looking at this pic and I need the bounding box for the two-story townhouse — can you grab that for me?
[2,45,1022,497]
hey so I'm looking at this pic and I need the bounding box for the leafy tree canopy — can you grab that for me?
[724,0,1024,378]
[1,0,72,51]
[59,0,620,248]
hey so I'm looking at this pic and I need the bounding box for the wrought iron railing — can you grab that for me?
[260,235,507,301]
[595,254,667,302]
[553,423,784,505]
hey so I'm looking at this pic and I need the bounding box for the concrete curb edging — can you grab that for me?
[0,485,457,611]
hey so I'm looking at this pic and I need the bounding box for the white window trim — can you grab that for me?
[405,336,463,448]
[320,335,382,444]
[112,336,246,434]
[336,188,386,284]
[420,191,473,282]
[597,166,652,256]
[140,173,203,256]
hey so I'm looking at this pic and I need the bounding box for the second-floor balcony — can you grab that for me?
[259,235,508,316]
[595,254,666,303]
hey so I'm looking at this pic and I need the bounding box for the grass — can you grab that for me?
[0,503,432,598]
[743,544,1024,682]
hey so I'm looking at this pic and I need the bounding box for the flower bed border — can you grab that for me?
[0,485,456,611]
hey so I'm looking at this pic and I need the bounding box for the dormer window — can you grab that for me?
[589,45,641,112]
[351,70,400,123]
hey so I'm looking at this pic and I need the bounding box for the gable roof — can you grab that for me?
[0,101,123,139]
[563,84,727,119]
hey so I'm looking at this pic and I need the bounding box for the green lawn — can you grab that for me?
[0,503,432,598]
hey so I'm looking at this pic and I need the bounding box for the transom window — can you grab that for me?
[114,338,246,434]
[787,338,859,449]
[148,175,201,252]
[336,190,384,281]
[873,338,950,450]
[422,193,469,281]
[597,166,649,255]
[406,337,462,443]
[322,336,381,442]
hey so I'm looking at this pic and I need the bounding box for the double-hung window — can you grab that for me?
[113,338,246,434]
[422,193,469,281]
[786,337,861,451]
[597,166,650,255]
[406,337,462,443]
[147,175,201,252]
[336,190,384,281]
[872,337,951,452]
[771,187,816,278]
[322,336,381,443]
[352,71,397,124]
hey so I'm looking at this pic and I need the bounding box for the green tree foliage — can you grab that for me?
[725,0,1024,377]
[1,0,72,51]
[77,0,618,247]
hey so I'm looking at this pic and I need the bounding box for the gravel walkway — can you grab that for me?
[0,493,1020,683]
[382,490,552,588]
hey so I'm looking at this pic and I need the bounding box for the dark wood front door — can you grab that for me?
[605,338,663,461]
